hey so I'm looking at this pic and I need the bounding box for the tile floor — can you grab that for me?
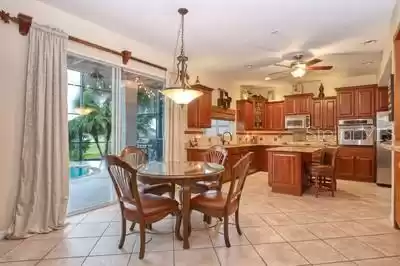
[1,172,399,266]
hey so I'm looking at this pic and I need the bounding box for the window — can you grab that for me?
[122,71,165,161]
[205,119,234,136]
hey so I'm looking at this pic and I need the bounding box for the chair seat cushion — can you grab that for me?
[191,190,238,216]
[123,193,179,221]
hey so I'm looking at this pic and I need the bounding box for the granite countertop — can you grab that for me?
[186,142,337,150]
[266,146,322,153]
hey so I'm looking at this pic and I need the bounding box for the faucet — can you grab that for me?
[221,131,233,145]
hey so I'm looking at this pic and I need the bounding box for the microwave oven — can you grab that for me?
[338,119,375,146]
[284,115,310,129]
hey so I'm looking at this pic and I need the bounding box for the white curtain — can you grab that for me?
[164,72,187,162]
[111,67,126,155]
[7,24,69,238]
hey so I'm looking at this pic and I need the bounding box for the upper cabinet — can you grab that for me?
[266,101,284,130]
[284,94,313,115]
[187,83,213,128]
[236,97,267,131]
[376,86,389,112]
[311,97,336,130]
[336,85,376,119]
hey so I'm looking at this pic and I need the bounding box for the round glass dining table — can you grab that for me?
[137,161,224,249]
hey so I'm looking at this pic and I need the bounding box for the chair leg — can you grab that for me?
[139,222,146,260]
[170,182,176,200]
[146,224,153,230]
[315,176,320,198]
[175,210,183,241]
[235,210,242,235]
[129,222,136,232]
[331,179,335,197]
[223,215,231,248]
[118,218,126,249]
[188,211,192,237]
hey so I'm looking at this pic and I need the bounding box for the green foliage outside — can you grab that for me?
[68,84,155,161]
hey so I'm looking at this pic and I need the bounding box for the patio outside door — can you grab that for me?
[66,54,116,214]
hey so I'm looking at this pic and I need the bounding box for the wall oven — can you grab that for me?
[338,119,375,146]
[284,115,310,129]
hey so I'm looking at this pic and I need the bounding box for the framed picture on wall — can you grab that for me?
[388,73,394,121]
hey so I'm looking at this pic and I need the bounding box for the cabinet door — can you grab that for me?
[284,98,296,114]
[253,101,266,129]
[187,99,199,128]
[356,87,375,118]
[298,97,311,114]
[312,100,323,129]
[198,90,212,128]
[337,90,355,118]
[376,86,389,112]
[323,98,337,130]
[335,155,354,180]
[265,103,273,130]
[354,156,375,182]
[273,103,284,130]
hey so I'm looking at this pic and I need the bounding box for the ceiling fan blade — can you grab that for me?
[307,65,333,71]
[274,63,291,68]
[268,70,291,76]
[306,58,322,66]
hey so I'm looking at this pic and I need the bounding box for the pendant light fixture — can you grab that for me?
[161,8,203,105]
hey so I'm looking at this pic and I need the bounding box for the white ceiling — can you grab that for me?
[40,0,395,83]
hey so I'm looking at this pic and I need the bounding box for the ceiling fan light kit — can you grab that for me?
[291,63,307,78]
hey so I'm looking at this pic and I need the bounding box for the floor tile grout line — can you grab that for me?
[81,219,112,265]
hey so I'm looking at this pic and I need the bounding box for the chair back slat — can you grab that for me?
[120,146,148,169]
[105,155,144,215]
[226,152,253,206]
[204,145,228,165]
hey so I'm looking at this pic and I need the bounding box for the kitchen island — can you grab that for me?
[266,146,321,196]
[187,143,329,184]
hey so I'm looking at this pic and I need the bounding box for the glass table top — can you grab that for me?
[137,161,224,179]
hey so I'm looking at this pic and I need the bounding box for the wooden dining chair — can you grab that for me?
[120,146,175,198]
[309,147,340,197]
[179,152,252,248]
[105,155,180,260]
[191,145,228,194]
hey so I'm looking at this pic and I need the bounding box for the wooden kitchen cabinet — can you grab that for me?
[187,83,213,128]
[236,100,254,131]
[335,146,375,182]
[337,89,355,118]
[376,86,389,112]
[336,85,376,119]
[284,94,312,115]
[312,99,323,129]
[237,98,267,131]
[311,97,336,130]
[323,97,337,130]
[266,101,284,130]
[356,86,375,118]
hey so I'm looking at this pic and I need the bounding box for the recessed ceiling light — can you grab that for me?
[246,64,253,69]
[265,77,271,81]
[271,30,279,34]
[362,61,375,65]
[362,39,377,45]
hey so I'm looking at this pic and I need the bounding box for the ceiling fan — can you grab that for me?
[267,54,333,79]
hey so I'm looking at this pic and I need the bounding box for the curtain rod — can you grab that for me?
[0,9,168,71]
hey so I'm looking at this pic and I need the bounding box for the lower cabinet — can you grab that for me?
[335,146,375,182]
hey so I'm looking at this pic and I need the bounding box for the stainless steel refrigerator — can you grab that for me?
[376,111,392,187]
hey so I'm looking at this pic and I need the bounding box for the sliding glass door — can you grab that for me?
[66,55,166,215]
[122,70,165,161]
[67,54,115,214]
